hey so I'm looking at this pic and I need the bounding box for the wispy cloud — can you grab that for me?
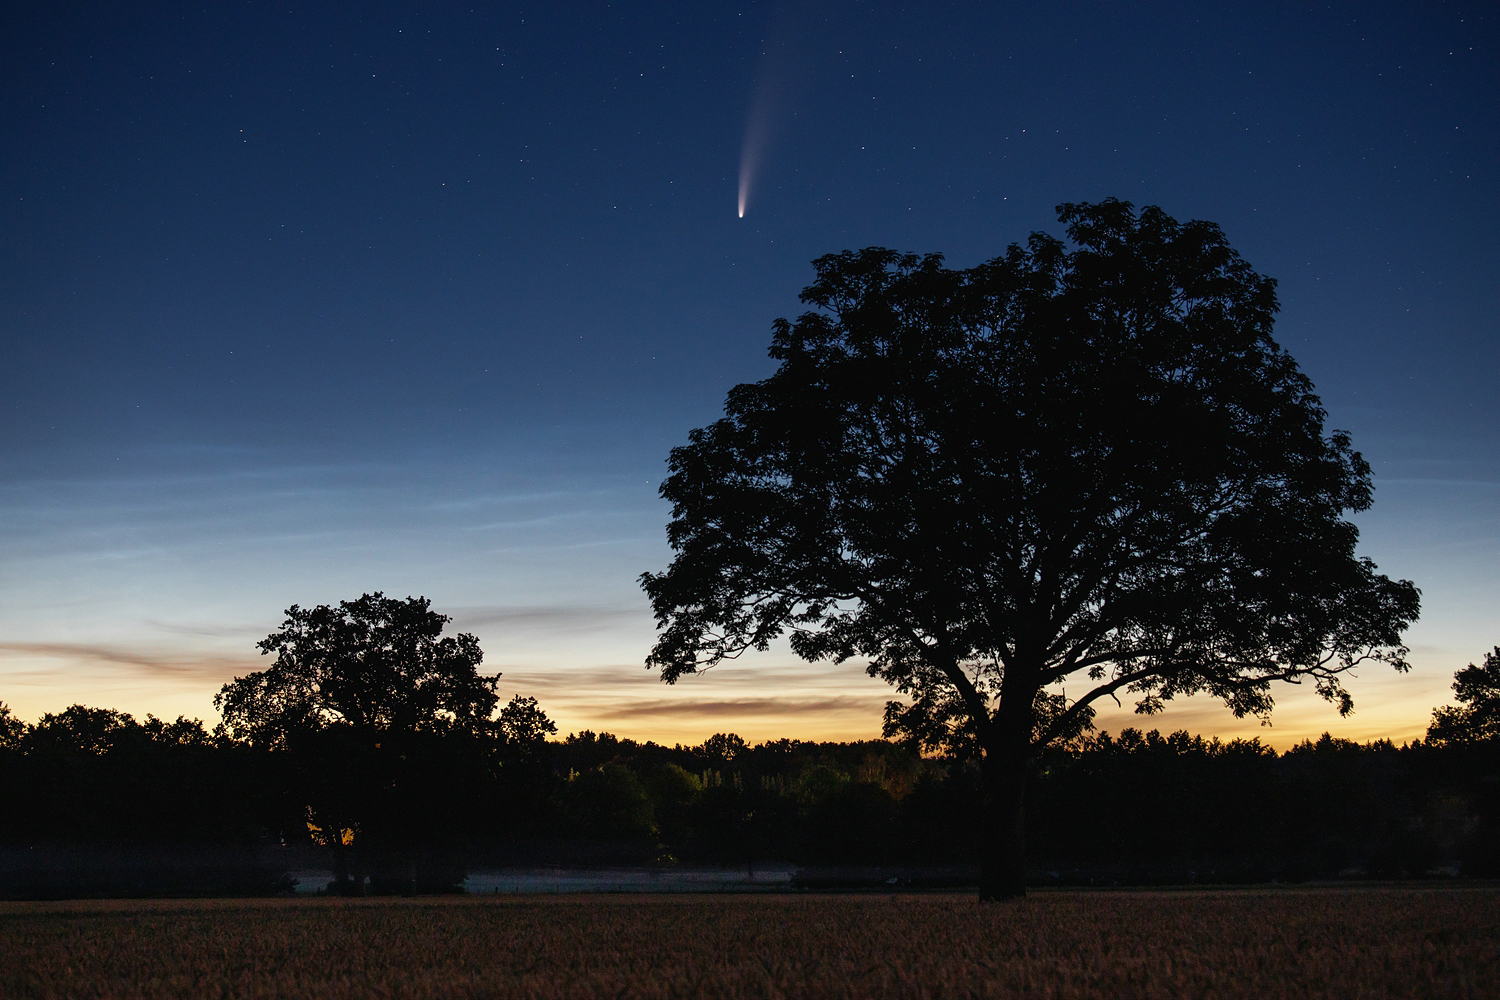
[0,642,257,680]
[590,696,880,720]
[140,619,269,640]
[1376,478,1500,488]
[448,605,650,633]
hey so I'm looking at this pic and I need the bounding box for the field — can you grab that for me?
[2,887,1495,998]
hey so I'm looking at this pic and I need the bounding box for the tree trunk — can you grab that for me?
[978,744,1028,900]
[978,684,1034,901]
[330,839,354,895]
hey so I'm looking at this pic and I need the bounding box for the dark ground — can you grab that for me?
[2,886,1495,998]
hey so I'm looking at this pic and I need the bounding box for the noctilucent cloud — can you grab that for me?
[2,2,1495,746]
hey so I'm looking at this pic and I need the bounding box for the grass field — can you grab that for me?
[2,887,1495,998]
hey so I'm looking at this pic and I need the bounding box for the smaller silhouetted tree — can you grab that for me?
[0,702,24,750]
[699,733,747,765]
[216,593,500,892]
[1427,648,1500,745]
[24,705,138,756]
[217,593,499,746]
[497,695,557,749]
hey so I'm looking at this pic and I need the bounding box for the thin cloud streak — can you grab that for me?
[141,619,269,640]
[0,642,258,681]
[449,605,650,633]
[1376,478,1500,488]
[591,695,878,720]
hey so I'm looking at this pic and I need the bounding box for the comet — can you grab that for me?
[737,89,768,218]
[737,143,755,218]
[736,7,806,219]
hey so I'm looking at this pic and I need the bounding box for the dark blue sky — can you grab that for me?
[2,1,1495,743]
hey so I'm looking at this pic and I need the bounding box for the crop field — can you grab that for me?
[1,887,1495,999]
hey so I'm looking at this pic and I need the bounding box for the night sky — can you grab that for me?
[2,2,1495,746]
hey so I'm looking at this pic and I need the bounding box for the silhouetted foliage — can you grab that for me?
[216,593,498,747]
[0,702,25,750]
[23,705,141,756]
[641,763,702,852]
[497,694,559,749]
[6,694,1500,894]
[210,594,504,893]
[700,732,748,765]
[7,643,1494,897]
[560,764,655,840]
[1427,647,1500,745]
[641,199,1420,898]
[0,705,284,850]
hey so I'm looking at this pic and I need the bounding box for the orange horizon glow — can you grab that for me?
[0,639,1454,754]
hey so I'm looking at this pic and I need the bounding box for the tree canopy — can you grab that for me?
[642,199,1420,898]
[1427,647,1500,745]
[0,702,26,751]
[497,694,559,748]
[216,593,498,747]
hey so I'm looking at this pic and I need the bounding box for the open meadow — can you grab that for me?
[1,887,1495,999]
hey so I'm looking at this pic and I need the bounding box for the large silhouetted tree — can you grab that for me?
[641,199,1421,899]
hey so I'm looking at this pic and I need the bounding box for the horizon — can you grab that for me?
[0,611,1468,752]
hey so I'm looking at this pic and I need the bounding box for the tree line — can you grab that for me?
[1,653,1496,896]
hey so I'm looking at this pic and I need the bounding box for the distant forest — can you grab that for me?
[1,697,1496,897]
